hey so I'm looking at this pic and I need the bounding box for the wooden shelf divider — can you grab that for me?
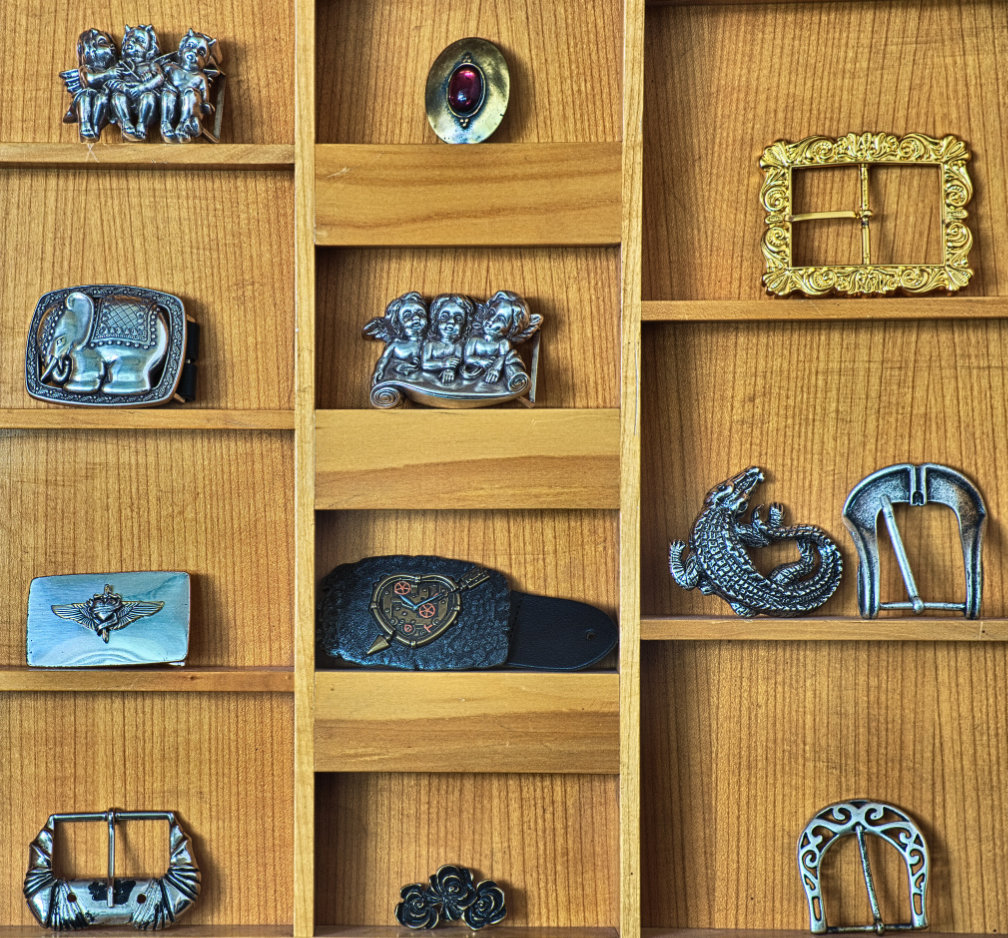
[0,143,294,169]
[314,671,619,774]
[0,409,295,431]
[0,667,294,693]
[642,297,1008,322]
[315,143,622,246]
[641,615,1008,642]
[315,408,620,509]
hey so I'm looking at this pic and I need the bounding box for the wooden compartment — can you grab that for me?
[0,692,293,929]
[314,772,619,931]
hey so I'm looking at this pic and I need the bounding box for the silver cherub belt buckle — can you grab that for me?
[363,291,541,408]
[24,809,199,930]
[27,572,191,667]
[26,285,198,406]
[843,463,986,618]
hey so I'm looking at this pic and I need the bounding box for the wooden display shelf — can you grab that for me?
[314,671,619,774]
[314,143,622,246]
[0,143,294,169]
[317,930,619,938]
[0,409,295,430]
[643,297,1008,322]
[641,616,1008,642]
[0,666,294,693]
[315,409,620,509]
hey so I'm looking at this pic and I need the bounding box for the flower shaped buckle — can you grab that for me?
[395,865,506,930]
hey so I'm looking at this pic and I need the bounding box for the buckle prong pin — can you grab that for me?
[106,809,116,908]
[854,823,884,932]
[878,496,924,615]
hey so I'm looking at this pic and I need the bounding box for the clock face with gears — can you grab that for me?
[367,573,463,653]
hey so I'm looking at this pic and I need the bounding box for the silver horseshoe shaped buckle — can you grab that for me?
[23,809,200,930]
[798,800,929,934]
[842,463,986,618]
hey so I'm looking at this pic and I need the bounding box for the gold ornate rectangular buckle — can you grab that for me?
[760,132,973,296]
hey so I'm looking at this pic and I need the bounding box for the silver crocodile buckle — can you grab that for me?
[798,800,929,934]
[842,463,986,618]
[24,809,200,930]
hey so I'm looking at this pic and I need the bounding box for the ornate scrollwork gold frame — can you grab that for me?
[760,132,973,296]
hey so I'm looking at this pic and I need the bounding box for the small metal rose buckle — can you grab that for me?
[843,463,986,618]
[24,809,200,931]
[425,38,509,144]
[26,285,199,406]
[798,800,929,934]
[396,865,506,930]
[363,290,541,408]
[27,572,190,667]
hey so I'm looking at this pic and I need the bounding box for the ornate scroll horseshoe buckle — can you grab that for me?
[798,800,929,934]
[24,809,199,930]
[842,463,985,618]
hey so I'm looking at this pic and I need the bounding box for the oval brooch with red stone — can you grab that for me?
[425,38,509,144]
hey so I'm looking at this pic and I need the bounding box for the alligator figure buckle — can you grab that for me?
[843,463,985,618]
[760,132,973,295]
[669,467,842,617]
[24,810,200,930]
[26,285,199,406]
[798,800,929,934]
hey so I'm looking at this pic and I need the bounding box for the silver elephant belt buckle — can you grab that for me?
[27,572,190,667]
[24,809,200,930]
[25,285,199,406]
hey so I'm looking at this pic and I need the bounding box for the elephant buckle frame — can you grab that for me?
[25,285,199,406]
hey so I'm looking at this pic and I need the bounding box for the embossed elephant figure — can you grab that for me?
[39,291,169,395]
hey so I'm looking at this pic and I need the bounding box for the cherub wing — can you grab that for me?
[50,602,95,626]
[116,600,165,628]
[59,68,83,97]
[511,313,543,344]
[362,316,397,342]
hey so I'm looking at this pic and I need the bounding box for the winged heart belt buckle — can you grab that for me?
[317,555,617,670]
[27,572,190,667]
[24,809,199,930]
[25,285,199,406]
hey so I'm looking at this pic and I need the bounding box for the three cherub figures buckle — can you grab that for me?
[364,291,542,408]
[61,25,224,143]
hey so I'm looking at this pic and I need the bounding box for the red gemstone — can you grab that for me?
[447,64,484,116]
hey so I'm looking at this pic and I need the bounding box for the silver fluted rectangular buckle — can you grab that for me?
[27,572,190,667]
[25,285,198,406]
[24,809,200,930]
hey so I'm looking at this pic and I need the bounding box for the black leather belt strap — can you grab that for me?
[317,555,617,671]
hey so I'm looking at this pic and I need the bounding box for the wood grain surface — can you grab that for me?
[0,430,293,668]
[0,168,293,411]
[315,773,619,927]
[642,641,1008,931]
[316,247,619,409]
[315,144,621,247]
[643,1,1008,300]
[314,672,619,774]
[315,409,619,510]
[316,0,621,144]
[642,319,1008,619]
[316,510,619,624]
[0,692,292,927]
[0,144,294,167]
[0,3,294,144]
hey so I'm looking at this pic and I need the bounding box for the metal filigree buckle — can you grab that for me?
[760,132,973,295]
[798,800,928,934]
[24,809,199,930]
[843,463,985,618]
